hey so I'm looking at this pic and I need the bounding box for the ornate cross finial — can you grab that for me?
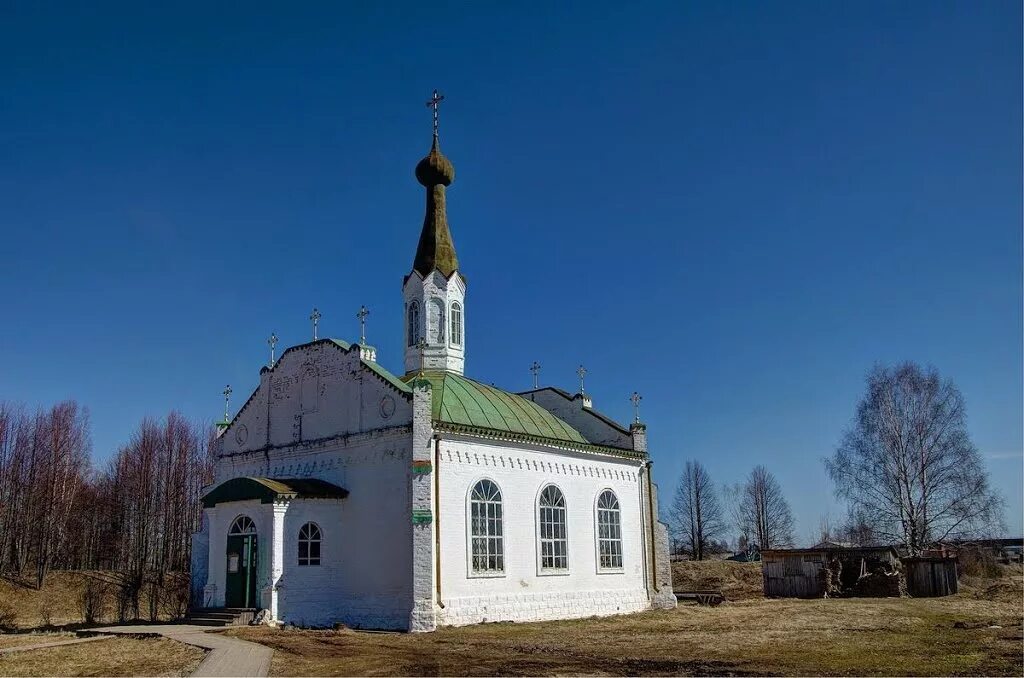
[310,307,321,341]
[416,338,428,375]
[630,391,643,423]
[577,365,587,394]
[530,361,542,389]
[267,333,278,367]
[222,385,232,422]
[356,305,370,345]
[426,89,445,138]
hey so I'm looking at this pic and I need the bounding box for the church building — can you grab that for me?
[191,100,675,631]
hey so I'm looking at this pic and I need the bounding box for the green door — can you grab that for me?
[225,533,258,608]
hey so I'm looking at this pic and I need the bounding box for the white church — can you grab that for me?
[191,104,675,631]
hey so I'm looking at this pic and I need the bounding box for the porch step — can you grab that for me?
[186,607,256,626]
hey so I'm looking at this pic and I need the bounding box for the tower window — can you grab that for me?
[450,302,463,347]
[407,301,420,347]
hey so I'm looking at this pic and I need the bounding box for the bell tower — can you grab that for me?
[403,90,466,375]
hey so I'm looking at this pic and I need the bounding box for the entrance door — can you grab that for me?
[225,516,258,608]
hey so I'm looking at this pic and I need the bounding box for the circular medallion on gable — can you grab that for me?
[380,395,396,419]
[235,424,248,445]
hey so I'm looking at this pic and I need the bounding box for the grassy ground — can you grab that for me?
[229,592,1023,676]
[0,632,76,650]
[0,637,204,677]
[0,571,186,630]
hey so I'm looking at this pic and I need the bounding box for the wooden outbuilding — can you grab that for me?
[902,555,958,597]
[761,545,902,598]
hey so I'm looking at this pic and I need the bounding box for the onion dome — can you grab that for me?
[415,136,455,187]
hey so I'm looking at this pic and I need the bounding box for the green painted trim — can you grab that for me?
[433,421,647,460]
[412,508,433,525]
[411,460,433,474]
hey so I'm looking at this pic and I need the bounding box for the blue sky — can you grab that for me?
[1,2,1021,540]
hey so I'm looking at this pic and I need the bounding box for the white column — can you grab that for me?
[266,500,288,621]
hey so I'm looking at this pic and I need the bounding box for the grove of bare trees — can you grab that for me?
[671,460,726,560]
[826,362,1003,555]
[735,465,795,549]
[0,400,214,616]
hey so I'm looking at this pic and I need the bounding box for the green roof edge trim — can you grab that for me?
[433,421,646,459]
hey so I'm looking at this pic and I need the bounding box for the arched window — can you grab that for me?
[407,301,420,347]
[596,490,623,570]
[298,522,321,566]
[538,485,568,571]
[469,479,504,574]
[450,302,463,347]
[229,515,255,535]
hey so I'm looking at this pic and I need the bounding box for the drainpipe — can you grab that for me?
[637,460,650,594]
[645,461,658,595]
[433,434,444,609]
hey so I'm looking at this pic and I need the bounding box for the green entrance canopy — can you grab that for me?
[202,477,349,508]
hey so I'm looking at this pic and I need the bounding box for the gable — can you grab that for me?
[220,339,413,456]
[519,388,634,449]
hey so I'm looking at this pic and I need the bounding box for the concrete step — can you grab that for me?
[185,617,232,626]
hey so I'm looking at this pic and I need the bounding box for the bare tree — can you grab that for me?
[671,461,726,560]
[737,466,795,549]
[826,362,1003,555]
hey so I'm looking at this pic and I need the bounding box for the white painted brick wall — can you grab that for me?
[434,435,650,626]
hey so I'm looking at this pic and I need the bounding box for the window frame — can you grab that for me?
[595,489,624,573]
[228,515,256,535]
[407,301,421,347]
[449,301,463,347]
[466,478,505,578]
[536,484,570,575]
[297,522,322,567]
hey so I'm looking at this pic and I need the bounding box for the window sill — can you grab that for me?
[597,568,625,575]
[538,569,571,576]
[468,571,506,579]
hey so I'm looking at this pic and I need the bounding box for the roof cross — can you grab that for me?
[577,365,587,395]
[222,385,232,422]
[310,307,321,341]
[630,391,643,424]
[267,333,278,367]
[426,89,445,138]
[356,305,370,345]
[530,361,542,389]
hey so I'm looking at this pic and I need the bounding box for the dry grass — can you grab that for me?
[229,593,1023,676]
[0,636,204,677]
[0,632,76,649]
[671,559,764,600]
[0,571,186,630]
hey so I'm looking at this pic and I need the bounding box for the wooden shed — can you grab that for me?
[761,546,901,598]
[902,555,958,597]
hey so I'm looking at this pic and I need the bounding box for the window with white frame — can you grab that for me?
[298,522,321,566]
[229,515,255,535]
[450,302,463,346]
[407,301,420,347]
[597,490,623,570]
[469,479,504,574]
[538,485,568,571]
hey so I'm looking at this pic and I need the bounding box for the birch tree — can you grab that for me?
[737,466,795,549]
[671,461,726,560]
[826,362,1003,554]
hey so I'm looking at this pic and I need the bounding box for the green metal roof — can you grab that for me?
[403,371,589,445]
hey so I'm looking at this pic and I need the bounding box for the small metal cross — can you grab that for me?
[356,305,370,345]
[310,307,321,341]
[222,385,232,422]
[416,338,428,374]
[426,89,445,138]
[530,361,541,389]
[577,365,587,394]
[267,333,278,367]
[630,391,643,423]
